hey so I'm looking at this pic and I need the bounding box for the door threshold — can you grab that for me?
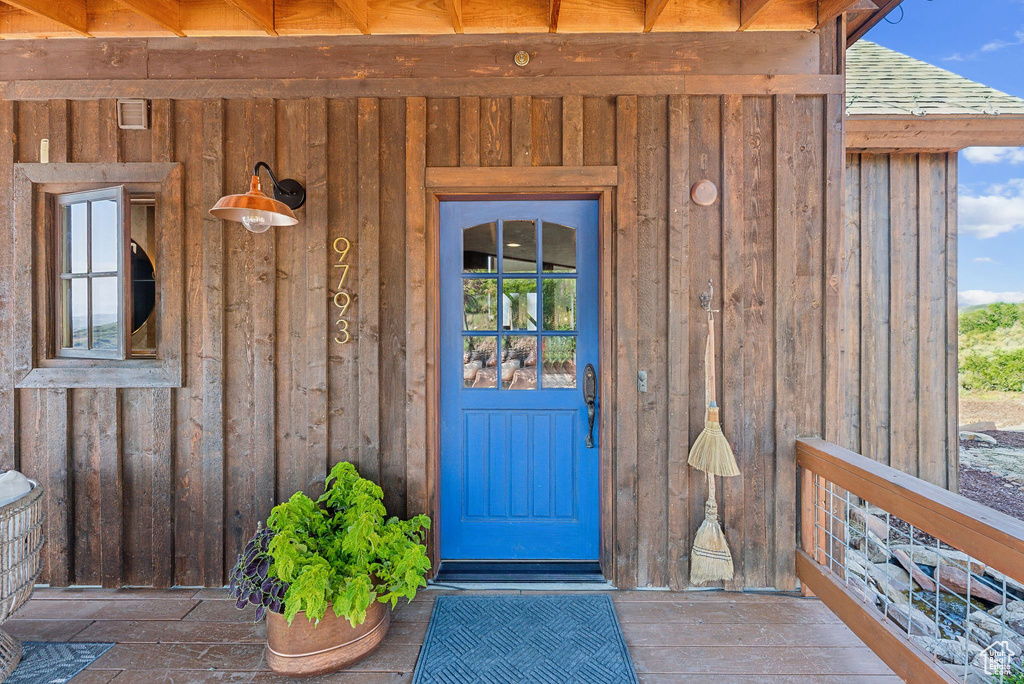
[434,561,605,583]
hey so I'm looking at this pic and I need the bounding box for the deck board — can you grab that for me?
[3,588,895,682]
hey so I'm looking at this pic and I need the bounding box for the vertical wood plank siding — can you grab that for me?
[846,152,959,489]
[2,91,942,592]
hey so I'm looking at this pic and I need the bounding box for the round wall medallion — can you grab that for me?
[691,180,718,206]
[514,51,530,67]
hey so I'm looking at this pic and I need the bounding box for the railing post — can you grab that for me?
[799,464,816,597]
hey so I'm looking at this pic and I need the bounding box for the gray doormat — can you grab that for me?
[412,595,639,684]
[8,641,114,684]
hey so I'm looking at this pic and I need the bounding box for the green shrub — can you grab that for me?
[960,302,1024,336]
[960,348,1024,392]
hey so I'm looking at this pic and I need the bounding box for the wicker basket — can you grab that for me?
[0,483,44,682]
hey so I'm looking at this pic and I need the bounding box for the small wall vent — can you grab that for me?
[117,99,149,130]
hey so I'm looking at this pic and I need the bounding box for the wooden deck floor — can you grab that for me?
[6,587,898,682]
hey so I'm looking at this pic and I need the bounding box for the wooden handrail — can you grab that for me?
[796,438,1024,586]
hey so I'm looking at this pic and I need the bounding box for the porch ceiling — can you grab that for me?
[0,0,895,39]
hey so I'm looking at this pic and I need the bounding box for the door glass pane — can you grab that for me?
[542,337,576,389]
[543,279,576,331]
[463,222,498,273]
[69,278,88,349]
[463,336,498,388]
[91,199,119,273]
[542,222,576,273]
[502,220,537,273]
[68,203,88,274]
[463,279,497,331]
[91,276,118,350]
[502,336,537,390]
[502,279,537,331]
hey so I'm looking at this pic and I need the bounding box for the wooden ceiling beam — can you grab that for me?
[549,0,561,33]
[739,0,777,30]
[331,0,370,35]
[113,0,185,36]
[444,0,463,34]
[643,0,672,32]
[223,0,277,35]
[4,0,89,35]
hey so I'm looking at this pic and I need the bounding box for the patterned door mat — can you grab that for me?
[412,595,639,684]
[8,641,114,684]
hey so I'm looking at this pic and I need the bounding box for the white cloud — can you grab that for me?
[942,53,966,62]
[960,178,1024,239]
[963,147,1024,165]
[982,30,1024,52]
[959,290,1024,306]
[973,257,1001,264]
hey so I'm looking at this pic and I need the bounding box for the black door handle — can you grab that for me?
[583,364,597,448]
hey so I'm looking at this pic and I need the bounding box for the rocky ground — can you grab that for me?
[960,430,1024,521]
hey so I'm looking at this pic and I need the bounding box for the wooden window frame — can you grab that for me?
[13,163,184,389]
[52,186,130,361]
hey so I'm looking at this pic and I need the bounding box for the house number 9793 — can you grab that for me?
[333,237,353,345]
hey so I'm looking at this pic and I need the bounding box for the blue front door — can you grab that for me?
[440,199,600,560]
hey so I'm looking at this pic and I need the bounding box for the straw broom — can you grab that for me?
[689,281,740,585]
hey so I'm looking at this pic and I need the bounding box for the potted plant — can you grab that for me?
[228,462,431,677]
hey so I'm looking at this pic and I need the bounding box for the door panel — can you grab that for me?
[440,199,599,560]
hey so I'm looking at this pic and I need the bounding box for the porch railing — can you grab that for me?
[797,438,1024,683]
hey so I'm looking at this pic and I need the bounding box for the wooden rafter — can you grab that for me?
[331,0,370,34]
[114,0,185,36]
[847,0,902,46]
[643,0,671,32]
[444,0,463,34]
[549,0,561,33]
[739,0,777,30]
[223,0,277,35]
[817,0,871,28]
[4,0,89,35]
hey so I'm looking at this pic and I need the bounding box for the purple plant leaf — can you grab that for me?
[254,604,266,622]
[236,598,248,610]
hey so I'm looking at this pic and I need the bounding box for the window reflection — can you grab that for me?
[502,220,537,273]
[463,222,498,273]
[542,222,576,272]
[90,199,119,273]
[463,279,497,331]
[463,336,498,388]
[502,336,537,390]
[542,337,576,388]
[502,279,537,331]
[543,279,576,331]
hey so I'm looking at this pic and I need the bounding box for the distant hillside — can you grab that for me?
[959,302,1024,393]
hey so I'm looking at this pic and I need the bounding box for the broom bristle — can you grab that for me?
[687,409,740,477]
[690,514,734,585]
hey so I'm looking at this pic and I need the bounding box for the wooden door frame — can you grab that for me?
[422,171,616,580]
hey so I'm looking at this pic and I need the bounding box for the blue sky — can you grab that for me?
[866,0,1024,306]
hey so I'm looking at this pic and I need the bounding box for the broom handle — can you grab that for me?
[706,473,717,508]
[706,310,716,407]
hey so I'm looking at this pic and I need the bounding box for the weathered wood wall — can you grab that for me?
[844,152,959,490]
[0,30,856,591]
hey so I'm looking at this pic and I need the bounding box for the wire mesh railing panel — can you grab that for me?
[808,472,1024,683]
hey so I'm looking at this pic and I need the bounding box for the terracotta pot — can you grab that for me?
[265,600,390,677]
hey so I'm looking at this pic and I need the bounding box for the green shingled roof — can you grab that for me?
[847,41,1024,117]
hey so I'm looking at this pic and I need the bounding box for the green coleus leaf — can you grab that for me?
[264,461,432,626]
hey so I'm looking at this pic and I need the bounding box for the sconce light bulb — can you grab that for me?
[241,211,271,234]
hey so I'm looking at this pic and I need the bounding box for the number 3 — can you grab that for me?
[334,319,350,345]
